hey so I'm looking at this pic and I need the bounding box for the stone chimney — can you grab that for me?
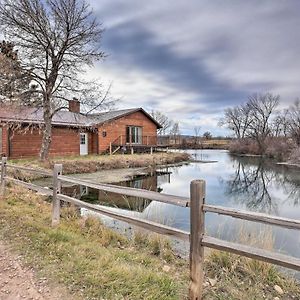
[68,98,80,113]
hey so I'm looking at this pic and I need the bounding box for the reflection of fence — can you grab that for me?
[1,156,300,300]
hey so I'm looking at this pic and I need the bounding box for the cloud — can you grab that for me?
[89,0,300,134]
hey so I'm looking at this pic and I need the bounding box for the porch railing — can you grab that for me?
[111,135,157,147]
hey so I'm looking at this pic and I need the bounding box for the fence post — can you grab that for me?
[52,164,63,226]
[109,142,112,155]
[0,157,7,197]
[189,180,206,300]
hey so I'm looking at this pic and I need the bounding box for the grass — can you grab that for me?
[0,186,189,300]
[8,152,190,181]
[0,187,300,299]
[202,222,300,299]
[204,249,300,300]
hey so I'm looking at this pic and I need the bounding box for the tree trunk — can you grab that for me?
[39,104,52,161]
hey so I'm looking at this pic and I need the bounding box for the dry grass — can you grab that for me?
[0,186,189,300]
[8,152,190,181]
[0,187,299,299]
[204,224,300,299]
[289,147,300,164]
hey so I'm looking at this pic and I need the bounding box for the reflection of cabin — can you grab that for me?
[97,176,158,211]
[0,101,162,158]
[61,172,172,212]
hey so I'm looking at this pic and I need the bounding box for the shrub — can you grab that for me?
[289,147,300,164]
[264,137,296,160]
[228,139,260,155]
[229,137,296,160]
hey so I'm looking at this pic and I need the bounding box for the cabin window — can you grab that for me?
[126,126,142,144]
[102,130,107,137]
[80,134,86,145]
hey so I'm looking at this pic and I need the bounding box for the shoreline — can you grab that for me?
[8,152,190,181]
[277,162,300,168]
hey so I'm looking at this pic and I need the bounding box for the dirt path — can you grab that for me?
[0,242,74,300]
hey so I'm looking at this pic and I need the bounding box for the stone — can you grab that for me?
[162,265,171,272]
[208,277,217,287]
[274,285,284,295]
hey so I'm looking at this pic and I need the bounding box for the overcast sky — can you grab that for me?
[88,0,300,135]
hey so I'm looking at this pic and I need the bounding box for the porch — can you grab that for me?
[109,135,158,154]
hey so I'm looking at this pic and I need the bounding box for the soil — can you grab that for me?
[0,241,75,300]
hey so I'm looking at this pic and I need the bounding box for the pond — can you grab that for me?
[37,150,300,261]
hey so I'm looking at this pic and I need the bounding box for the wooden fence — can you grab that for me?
[1,156,300,300]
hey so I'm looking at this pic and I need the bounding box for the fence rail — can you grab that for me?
[0,157,300,300]
[204,204,300,230]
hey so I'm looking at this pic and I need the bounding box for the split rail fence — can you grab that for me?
[1,157,300,300]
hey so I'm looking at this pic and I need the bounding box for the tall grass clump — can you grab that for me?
[204,223,300,299]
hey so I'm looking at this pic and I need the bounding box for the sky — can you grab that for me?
[86,0,300,135]
[88,0,300,136]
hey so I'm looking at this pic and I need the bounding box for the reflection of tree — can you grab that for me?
[222,159,275,213]
[221,155,300,213]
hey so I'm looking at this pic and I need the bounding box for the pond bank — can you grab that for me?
[33,167,153,187]
[277,162,300,169]
[9,152,190,181]
[1,186,300,299]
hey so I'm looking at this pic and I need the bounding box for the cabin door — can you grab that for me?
[80,133,88,155]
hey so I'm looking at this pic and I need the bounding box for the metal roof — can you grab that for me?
[0,106,94,127]
[0,106,162,128]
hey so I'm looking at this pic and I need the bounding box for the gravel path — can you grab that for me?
[0,242,73,300]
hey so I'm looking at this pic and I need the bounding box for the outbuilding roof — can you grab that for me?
[0,106,162,128]
[91,108,162,128]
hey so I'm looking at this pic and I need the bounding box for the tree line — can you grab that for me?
[220,93,300,157]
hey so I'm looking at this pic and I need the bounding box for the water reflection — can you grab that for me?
[222,155,300,214]
[34,150,300,259]
[61,171,171,213]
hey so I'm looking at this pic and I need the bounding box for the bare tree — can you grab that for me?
[219,104,251,139]
[246,93,279,152]
[0,0,109,160]
[0,41,32,102]
[220,93,279,154]
[170,122,180,144]
[193,126,201,145]
[150,110,173,135]
[271,109,289,138]
[287,99,300,145]
[203,131,212,140]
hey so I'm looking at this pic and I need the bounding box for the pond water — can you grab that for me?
[41,150,300,261]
